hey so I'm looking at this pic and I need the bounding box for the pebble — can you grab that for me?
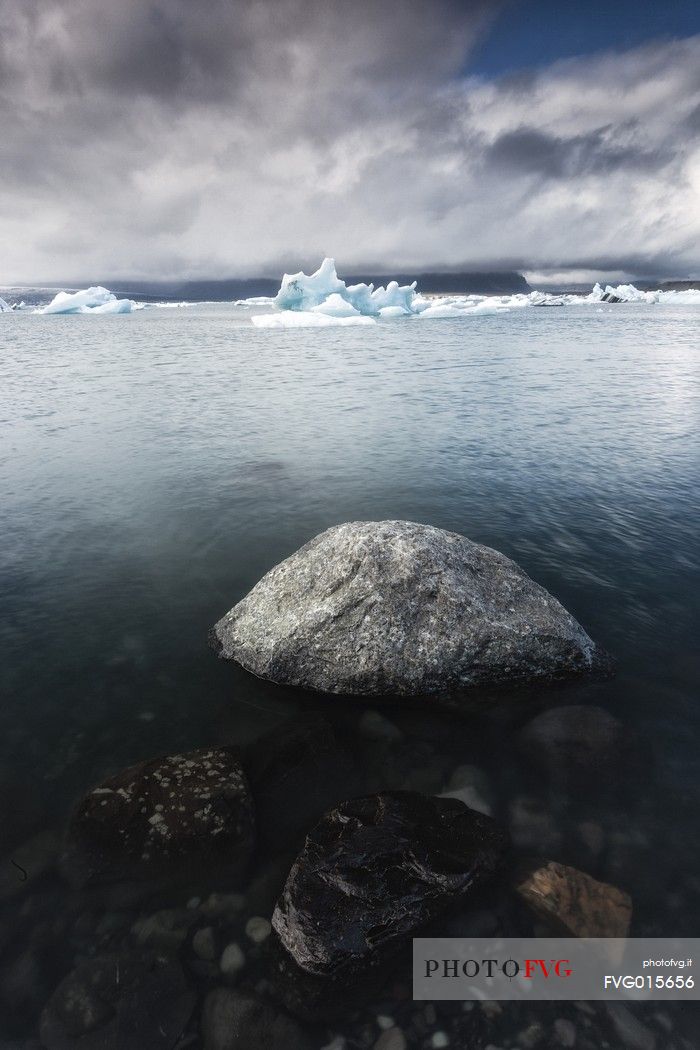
[518,1022,545,1048]
[377,1015,395,1030]
[201,891,245,917]
[553,1018,577,1047]
[359,709,403,742]
[432,1033,450,1049]
[322,1039,347,1050]
[651,1012,672,1033]
[131,908,196,951]
[441,784,493,816]
[605,1004,656,1050]
[374,1029,407,1050]
[192,925,217,961]
[220,941,246,977]
[245,915,272,944]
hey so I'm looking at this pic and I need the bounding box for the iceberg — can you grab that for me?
[35,286,138,315]
[0,297,9,312]
[273,258,419,316]
[251,311,376,329]
[311,293,362,318]
[585,282,700,305]
[419,299,510,318]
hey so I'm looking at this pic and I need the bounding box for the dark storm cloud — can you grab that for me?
[0,2,698,282]
[685,102,700,132]
[486,124,669,178]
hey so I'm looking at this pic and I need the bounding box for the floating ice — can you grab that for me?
[274,258,419,316]
[251,311,376,329]
[35,286,138,315]
[311,293,362,318]
[419,299,510,319]
[258,260,700,322]
[585,282,700,305]
[4,264,698,322]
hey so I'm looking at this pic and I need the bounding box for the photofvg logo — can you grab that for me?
[413,938,700,1001]
[425,955,573,983]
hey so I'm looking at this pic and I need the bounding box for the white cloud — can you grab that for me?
[0,3,698,283]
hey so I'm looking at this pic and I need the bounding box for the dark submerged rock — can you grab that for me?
[63,747,255,889]
[39,954,195,1050]
[202,988,315,1050]
[213,520,610,698]
[269,791,508,1019]
[518,704,633,786]
[245,715,359,853]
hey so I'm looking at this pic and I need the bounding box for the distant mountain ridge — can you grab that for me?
[105,270,531,302]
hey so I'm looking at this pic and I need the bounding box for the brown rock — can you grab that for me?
[514,859,631,938]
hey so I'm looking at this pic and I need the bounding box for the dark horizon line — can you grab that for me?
[3,268,700,297]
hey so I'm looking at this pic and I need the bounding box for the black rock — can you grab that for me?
[39,954,196,1050]
[202,988,315,1050]
[269,791,509,1019]
[245,715,359,853]
[62,746,255,889]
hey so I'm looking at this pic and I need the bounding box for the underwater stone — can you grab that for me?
[269,791,508,1020]
[63,746,255,888]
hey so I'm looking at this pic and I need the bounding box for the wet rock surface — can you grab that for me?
[39,953,195,1050]
[213,520,610,697]
[514,858,632,938]
[62,747,255,888]
[269,790,509,1019]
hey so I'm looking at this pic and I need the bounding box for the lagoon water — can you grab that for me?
[1,302,699,1034]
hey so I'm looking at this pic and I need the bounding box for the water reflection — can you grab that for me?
[0,303,698,1043]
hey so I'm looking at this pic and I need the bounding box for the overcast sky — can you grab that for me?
[1,0,699,284]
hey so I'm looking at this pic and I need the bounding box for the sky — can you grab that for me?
[1,0,699,284]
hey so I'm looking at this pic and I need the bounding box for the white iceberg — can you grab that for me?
[260,258,600,322]
[310,293,362,318]
[419,299,510,318]
[36,286,137,315]
[251,311,376,329]
[273,258,419,316]
[0,297,10,312]
[585,282,700,305]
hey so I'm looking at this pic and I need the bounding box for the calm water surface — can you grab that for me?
[1,302,699,1034]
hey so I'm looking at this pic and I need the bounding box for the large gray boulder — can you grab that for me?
[212,520,609,697]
